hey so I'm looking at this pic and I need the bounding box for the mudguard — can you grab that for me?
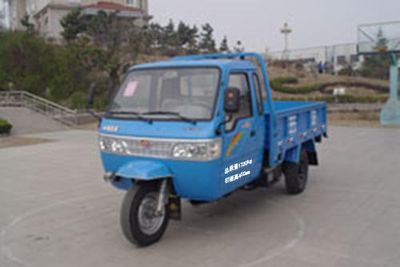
[116,160,172,180]
[283,140,318,165]
[284,145,301,164]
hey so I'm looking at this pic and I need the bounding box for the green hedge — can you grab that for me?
[0,118,12,134]
[275,95,388,104]
[331,95,387,103]
[270,77,388,98]
[270,77,322,94]
[270,77,299,85]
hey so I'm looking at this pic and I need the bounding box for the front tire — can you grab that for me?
[283,149,309,195]
[120,183,169,247]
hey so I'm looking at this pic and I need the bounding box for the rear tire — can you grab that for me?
[120,183,169,247]
[283,149,309,195]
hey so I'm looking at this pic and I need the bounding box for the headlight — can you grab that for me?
[99,135,221,162]
[172,139,221,161]
[99,138,124,153]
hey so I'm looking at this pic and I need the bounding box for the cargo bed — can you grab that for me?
[264,101,327,166]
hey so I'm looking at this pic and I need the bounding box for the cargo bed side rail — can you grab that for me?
[274,103,327,165]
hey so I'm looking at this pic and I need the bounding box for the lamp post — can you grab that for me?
[280,22,292,60]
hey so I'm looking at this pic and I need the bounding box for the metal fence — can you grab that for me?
[0,90,78,126]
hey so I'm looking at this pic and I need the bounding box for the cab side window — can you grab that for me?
[252,73,264,114]
[226,73,252,131]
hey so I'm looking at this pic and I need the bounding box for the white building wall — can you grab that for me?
[0,0,10,29]
[47,7,71,40]
[24,0,149,19]
[78,0,148,11]
[9,0,27,30]
[5,0,150,36]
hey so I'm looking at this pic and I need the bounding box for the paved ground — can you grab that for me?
[1,126,400,267]
[0,136,52,149]
[0,107,67,135]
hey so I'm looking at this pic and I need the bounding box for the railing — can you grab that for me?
[0,90,78,126]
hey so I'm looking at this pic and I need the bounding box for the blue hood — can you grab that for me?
[99,118,217,139]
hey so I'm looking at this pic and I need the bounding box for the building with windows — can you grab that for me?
[1,0,30,31]
[268,43,365,74]
[1,0,150,40]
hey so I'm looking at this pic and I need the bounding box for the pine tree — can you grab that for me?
[60,8,86,42]
[199,23,216,53]
[219,36,230,52]
[187,25,199,54]
[144,22,163,49]
[162,19,178,48]
[360,28,391,79]
[177,21,191,47]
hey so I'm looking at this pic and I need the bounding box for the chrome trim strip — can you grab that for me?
[98,133,218,143]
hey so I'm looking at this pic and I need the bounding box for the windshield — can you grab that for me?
[108,68,220,121]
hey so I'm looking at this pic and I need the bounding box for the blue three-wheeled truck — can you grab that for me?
[93,53,327,246]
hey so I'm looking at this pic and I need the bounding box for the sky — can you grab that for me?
[149,0,400,52]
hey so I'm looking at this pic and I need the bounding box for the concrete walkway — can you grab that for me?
[1,127,400,267]
[0,107,68,135]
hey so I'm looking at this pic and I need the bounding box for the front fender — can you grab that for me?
[116,160,172,180]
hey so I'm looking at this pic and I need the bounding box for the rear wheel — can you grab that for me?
[283,149,309,195]
[120,183,169,247]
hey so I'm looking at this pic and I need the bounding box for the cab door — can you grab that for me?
[221,72,265,193]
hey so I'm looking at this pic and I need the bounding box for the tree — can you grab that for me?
[176,22,201,54]
[162,19,178,49]
[60,8,86,42]
[83,11,144,96]
[359,28,390,80]
[374,28,388,53]
[60,10,147,98]
[20,15,34,34]
[219,36,230,53]
[186,25,199,54]
[128,25,146,62]
[177,21,190,47]
[1,9,233,109]
[143,22,163,50]
[199,23,216,53]
[56,10,233,104]
[360,54,390,80]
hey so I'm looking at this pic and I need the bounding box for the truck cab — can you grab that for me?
[95,53,327,246]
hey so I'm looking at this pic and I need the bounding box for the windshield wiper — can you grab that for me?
[107,111,151,123]
[142,111,197,125]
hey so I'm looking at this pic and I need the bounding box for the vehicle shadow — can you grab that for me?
[168,183,299,237]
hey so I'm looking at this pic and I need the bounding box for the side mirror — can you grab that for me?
[87,82,96,110]
[224,87,241,114]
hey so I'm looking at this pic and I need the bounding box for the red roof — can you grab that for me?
[83,1,144,13]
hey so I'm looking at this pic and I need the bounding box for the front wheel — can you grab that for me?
[283,149,309,195]
[120,183,169,247]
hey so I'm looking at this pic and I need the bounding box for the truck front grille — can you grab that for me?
[99,135,175,158]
